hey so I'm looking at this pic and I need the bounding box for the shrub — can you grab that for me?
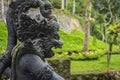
[53,49,106,60]
[49,0,61,9]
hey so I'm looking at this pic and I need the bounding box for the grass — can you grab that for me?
[71,54,120,73]
[54,29,118,52]
[0,22,7,54]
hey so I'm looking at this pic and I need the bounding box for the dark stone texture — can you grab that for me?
[0,0,64,80]
[71,71,120,80]
[47,58,71,80]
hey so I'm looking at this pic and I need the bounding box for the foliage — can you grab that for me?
[94,0,120,19]
[53,49,105,60]
[107,23,120,34]
[67,0,86,15]
[73,14,86,28]
[107,23,120,45]
[50,0,86,15]
[91,25,103,40]
[92,0,120,42]
[49,0,61,9]
[67,0,73,13]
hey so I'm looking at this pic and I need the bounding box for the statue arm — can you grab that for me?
[6,15,17,58]
[1,8,17,66]
[6,9,17,54]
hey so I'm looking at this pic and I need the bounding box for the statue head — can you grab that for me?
[11,0,62,58]
[46,15,63,48]
[32,16,63,58]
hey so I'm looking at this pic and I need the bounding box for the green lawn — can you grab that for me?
[71,54,120,73]
[0,22,7,54]
[54,29,118,52]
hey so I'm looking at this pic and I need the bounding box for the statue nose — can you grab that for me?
[58,40,63,47]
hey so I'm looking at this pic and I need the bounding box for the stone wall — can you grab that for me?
[71,72,120,80]
[47,58,71,80]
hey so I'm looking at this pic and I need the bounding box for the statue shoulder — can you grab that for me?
[19,54,44,72]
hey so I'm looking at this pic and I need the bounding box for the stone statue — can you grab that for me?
[0,0,64,80]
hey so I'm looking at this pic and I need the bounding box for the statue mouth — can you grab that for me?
[52,39,63,48]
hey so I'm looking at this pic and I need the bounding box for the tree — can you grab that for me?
[61,0,64,9]
[93,0,120,68]
[49,0,61,9]
[106,23,120,68]
[83,0,92,51]
[93,0,120,42]
[1,0,6,23]
[65,0,69,9]
[72,0,75,14]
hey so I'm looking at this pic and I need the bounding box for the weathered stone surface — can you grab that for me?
[56,15,83,33]
[71,71,120,80]
[47,58,71,80]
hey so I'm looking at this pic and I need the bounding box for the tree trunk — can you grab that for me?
[61,0,64,9]
[1,0,6,23]
[103,25,107,42]
[109,43,113,52]
[72,0,75,14]
[83,0,91,51]
[107,43,112,68]
[66,0,69,9]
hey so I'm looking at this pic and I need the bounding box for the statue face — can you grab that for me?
[31,19,63,58]
[46,20,63,49]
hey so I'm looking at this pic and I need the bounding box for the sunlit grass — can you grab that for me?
[0,22,7,54]
[54,29,118,52]
[71,54,120,73]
